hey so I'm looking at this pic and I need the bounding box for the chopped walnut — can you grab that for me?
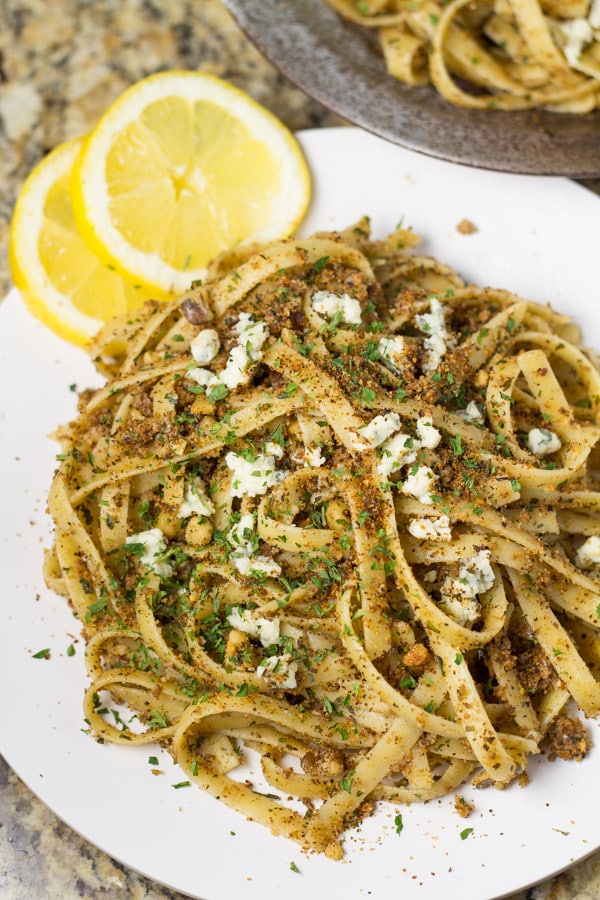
[402,642,429,673]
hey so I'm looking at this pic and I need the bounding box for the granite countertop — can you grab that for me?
[2,2,600,898]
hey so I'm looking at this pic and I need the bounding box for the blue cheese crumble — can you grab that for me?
[227,608,280,647]
[177,477,215,519]
[227,512,281,578]
[407,515,452,541]
[576,535,600,568]
[440,549,495,626]
[225,449,286,498]
[311,289,362,325]
[187,313,269,392]
[125,527,172,577]
[527,427,561,457]
[378,335,406,372]
[415,297,449,372]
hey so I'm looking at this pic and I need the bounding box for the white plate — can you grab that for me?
[3,127,600,900]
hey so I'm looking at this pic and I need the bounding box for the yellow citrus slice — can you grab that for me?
[71,71,311,294]
[9,137,166,347]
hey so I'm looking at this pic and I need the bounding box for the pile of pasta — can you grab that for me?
[325,0,600,112]
[46,218,600,857]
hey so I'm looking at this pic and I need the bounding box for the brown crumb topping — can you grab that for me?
[456,219,477,235]
[547,715,591,762]
[454,794,475,818]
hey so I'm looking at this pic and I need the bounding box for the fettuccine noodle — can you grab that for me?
[325,0,600,112]
[47,218,600,857]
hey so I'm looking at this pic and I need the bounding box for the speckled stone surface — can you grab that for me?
[0,0,343,299]
[1,2,600,899]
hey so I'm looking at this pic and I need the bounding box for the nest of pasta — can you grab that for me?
[326,0,600,112]
[46,217,600,857]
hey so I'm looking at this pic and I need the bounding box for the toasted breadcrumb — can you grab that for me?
[454,794,475,818]
[547,715,591,762]
[456,218,477,234]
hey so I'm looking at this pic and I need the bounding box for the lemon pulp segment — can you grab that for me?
[105,100,280,272]
[71,72,311,293]
[9,138,164,347]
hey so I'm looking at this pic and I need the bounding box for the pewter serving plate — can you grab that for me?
[223,0,600,175]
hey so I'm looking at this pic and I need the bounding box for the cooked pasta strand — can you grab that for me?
[325,0,600,111]
[47,219,600,856]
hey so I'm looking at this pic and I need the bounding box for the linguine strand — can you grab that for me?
[47,218,600,855]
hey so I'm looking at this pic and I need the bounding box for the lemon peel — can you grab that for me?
[71,71,311,294]
[9,137,165,347]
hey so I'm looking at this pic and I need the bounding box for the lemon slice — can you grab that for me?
[9,137,165,347]
[71,71,311,294]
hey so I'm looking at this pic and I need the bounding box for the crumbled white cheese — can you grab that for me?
[407,515,452,541]
[227,607,280,647]
[219,344,254,390]
[422,568,438,583]
[190,328,220,364]
[304,445,326,468]
[378,336,406,372]
[124,527,172,576]
[311,290,362,325]
[576,534,600,568]
[220,315,269,389]
[459,401,484,424]
[376,417,440,478]
[227,513,282,579]
[231,313,269,366]
[186,367,214,387]
[454,549,495,597]
[186,313,269,393]
[560,17,593,66]
[225,449,286,498]
[439,593,481,627]
[401,465,437,503]
[177,478,215,519]
[415,297,449,372]
[233,554,282,578]
[527,427,562,457]
[227,513,256,549]
[377,432,417,477]
[439,549,495,626]
[292,445,321,467]
[264,440,284,460]
[357,412,402,449]
[415,416,441,449]
[257,654,298,689]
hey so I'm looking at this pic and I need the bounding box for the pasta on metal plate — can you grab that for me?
[325,0,600,112]
[46,218,600,857]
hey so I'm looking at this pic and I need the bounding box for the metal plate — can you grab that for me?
[223,0,600,176]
